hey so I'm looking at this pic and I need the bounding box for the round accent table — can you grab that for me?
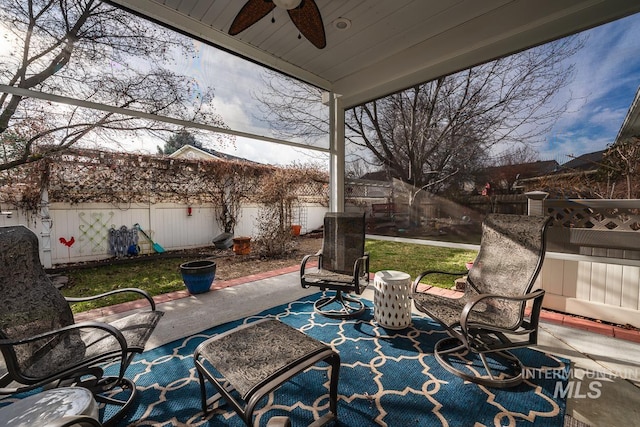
[0,387,100,426]
[373,270,412,329]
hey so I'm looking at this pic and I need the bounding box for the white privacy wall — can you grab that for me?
[0,202,327,266]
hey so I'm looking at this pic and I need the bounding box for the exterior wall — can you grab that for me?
[0,201,328,267]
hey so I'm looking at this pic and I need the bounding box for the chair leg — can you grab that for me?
[89,377,138,427]
[434,337,525,388]
[314,290,366,319]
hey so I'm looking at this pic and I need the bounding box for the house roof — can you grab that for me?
[169,144,256,163]
[109,1,640,109]
[559,150,605,172]
[358,170,392,182]
[617,86,640,141]
[483,160,560,180]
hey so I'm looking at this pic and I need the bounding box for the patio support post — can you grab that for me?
[328,92,345,212]
[525,191,549,216]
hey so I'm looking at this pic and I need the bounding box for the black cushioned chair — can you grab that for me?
[300,212,369,318]
[411,214,552,388]
[0,226,163,426]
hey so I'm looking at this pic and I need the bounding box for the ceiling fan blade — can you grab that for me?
[229,0,276,36]
[288,0,326,49]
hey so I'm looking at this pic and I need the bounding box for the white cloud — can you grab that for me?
[546,14,640,155]
[222,137,328,166]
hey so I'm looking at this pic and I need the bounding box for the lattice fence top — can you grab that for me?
[0,148,328,210]
[545,200,640,231]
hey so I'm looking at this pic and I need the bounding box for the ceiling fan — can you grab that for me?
[228,0,327,49]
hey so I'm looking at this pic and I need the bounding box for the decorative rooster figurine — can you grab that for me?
[59,236,75,247]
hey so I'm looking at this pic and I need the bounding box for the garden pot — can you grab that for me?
[232,236,251,255]
[180,260,216,294]
[291,224,301,236]
[212,232,234,249]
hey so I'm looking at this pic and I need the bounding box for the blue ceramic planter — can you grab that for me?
[180,260,216,294]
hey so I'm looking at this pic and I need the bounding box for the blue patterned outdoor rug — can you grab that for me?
[106,292,567,426]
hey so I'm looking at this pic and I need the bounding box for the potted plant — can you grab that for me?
[180,260,216,294]
[232,236,251,255]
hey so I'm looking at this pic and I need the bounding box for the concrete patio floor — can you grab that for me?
[74,267,640,426]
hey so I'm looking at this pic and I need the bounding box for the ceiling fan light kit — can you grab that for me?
[272,0,302,10]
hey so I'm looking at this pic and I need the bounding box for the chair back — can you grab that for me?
[0,226,84,378]
[466,214,551,328]
[322,213,366,275]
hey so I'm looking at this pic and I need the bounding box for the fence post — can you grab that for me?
[40,188,53,268]
[525,191,548,216]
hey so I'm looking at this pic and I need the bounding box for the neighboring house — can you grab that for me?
[616,85,640,141]
[556,150,605,173]
[478,160,560,194]
[357,170,394,182]
[169,144,256,163]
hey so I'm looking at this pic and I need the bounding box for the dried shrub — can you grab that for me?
[252,163,328,258]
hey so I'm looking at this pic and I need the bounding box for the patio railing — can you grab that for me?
[531,195,640,327]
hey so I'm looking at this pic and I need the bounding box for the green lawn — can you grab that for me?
[62,257,188,313]
[63,242,478,313]
[366,240,477,288]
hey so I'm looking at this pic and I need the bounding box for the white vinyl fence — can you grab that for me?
[0,202,327,267]
[536,198,640,327]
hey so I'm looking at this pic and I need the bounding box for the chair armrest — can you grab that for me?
[412,270,467,293]
[66,287,156,310]
[459,289,546,334]
[0,321,127,349]
[301,251,322,270]
[0,321,129,388]
[352,253,370,280]
[300,252,323,288]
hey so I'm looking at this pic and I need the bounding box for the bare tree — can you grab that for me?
[598,136,640,199]
[0,0,227,172]
[256,36,583,195]
[349,37,582,194]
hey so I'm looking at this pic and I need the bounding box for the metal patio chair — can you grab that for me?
[300,212,369,318]
[0,225,163,426]
[411,214,552,388]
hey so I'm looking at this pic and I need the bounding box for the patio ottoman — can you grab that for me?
[194,318,340,426]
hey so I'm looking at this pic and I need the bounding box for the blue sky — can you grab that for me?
[540,12,640,163]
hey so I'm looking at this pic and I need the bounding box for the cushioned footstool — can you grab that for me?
[194,318,340,426]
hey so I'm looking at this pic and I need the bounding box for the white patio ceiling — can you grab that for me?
[110,0,640,109]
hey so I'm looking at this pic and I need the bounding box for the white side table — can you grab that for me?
[373,270,412,329]
[0,387,100,426]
